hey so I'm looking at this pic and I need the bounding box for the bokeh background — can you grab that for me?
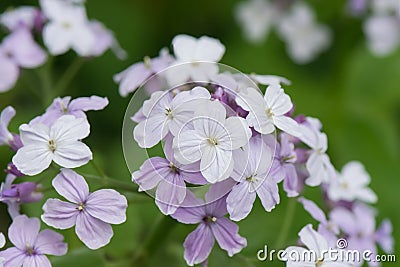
[0,0,399,266]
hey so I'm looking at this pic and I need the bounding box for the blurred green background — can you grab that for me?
[0,0,399,266]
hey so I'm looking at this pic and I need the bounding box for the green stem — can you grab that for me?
[54,57,85,96]
[36,57,54,105]
[130,215,176,265]
[274,197,297,249]
[90,160,107,178]
[81,173,139,193]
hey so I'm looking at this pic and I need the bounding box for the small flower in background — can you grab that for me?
[227,136,279,221]
[0,6,43,31]
[31,95,109,126]
[0,106,23,151]
[173,100,251,183]
[0,27,47,92]
[0,215,67,267]
[236,85,300,136]
[42,169,127,250]
[235,0,280,43]
[284,224,354,267]
[171,189,247,266]
[327,161,377,203]
[363,0,400,56]
[277,2,332,64]
[0,174,43,218]
[40,0,95,56]
[114,48,174,97]
[165,34,225,86]
[13,115,92,176]
[40,0,123,58]
[330,203,393,266]
[235,0,331,64]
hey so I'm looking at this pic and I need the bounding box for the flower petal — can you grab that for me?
[50,115,90,142]
[131,157,169,191]
[211,217,247,256]
[155,175,186,215]
[298,224,329,255]
[257,179,280,212]
[41,198,79,229]
[75,213,113,250]
[133,114,169,148]
[171,190,205,224]
[0,56,19,93]
[8,215,40,250]
[53,141,92,168]
[0,247,26,267]
[23,254,51,267]
[183,224,215,266]
[273,115,300,137]
[85,189,127,224]
[35,229,67,256]
[12,145,52,176]
[52,169,89,203]
[227,182,256,221]
[68,96,109,112]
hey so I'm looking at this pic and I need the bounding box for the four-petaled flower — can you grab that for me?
[171,188,247,266]
[173,100,251,183]
[0,215,67,267]
[42,169,128,249]
[13,115,92,176]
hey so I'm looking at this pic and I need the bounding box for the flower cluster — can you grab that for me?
[0,94,128,266]
[0,0,125,93]
[124,35,394,266]
[234,0,332,64]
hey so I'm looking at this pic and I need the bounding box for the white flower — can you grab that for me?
[364,15,400,56]
[298,117,335,186]
[173,100,251,183]
[13,115,92,176]
[328,161,377,203]
[134,87,211,148]
[236,85,300,136]
[284,224,353,267]
[235,0,279,43]
[277,2,331,64]
[40,0,95,56]
[0,6,38,30]
[166,35,225,86]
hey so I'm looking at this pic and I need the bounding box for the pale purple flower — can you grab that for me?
[298,117,335,186]
[132,135,206,215]
[86,20,126,59]
[30,96,109,126]
[0,6,41,31]
[0,106,23,150]
[375,219,394,254]
[236,85,300,137]
[42,169,128,250]
[1,174,43,218]
[114,48,174,97]
[171,189,247,266]
[283,224,353,267]
[0,215,67,267]
[13,115,92,176]
[348,0,368,16]
[134,87,211,148]
[173,100,251,183]
[330,203,393,265]
[227,136,279,221]
[235,0,279,43]
[327,161,377,203]
[298,197,339,246]
[165,35,225,86]
[40,0,95,56]
[277,2,331,64]
[0,28,47,92]
[269,133,300,197]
